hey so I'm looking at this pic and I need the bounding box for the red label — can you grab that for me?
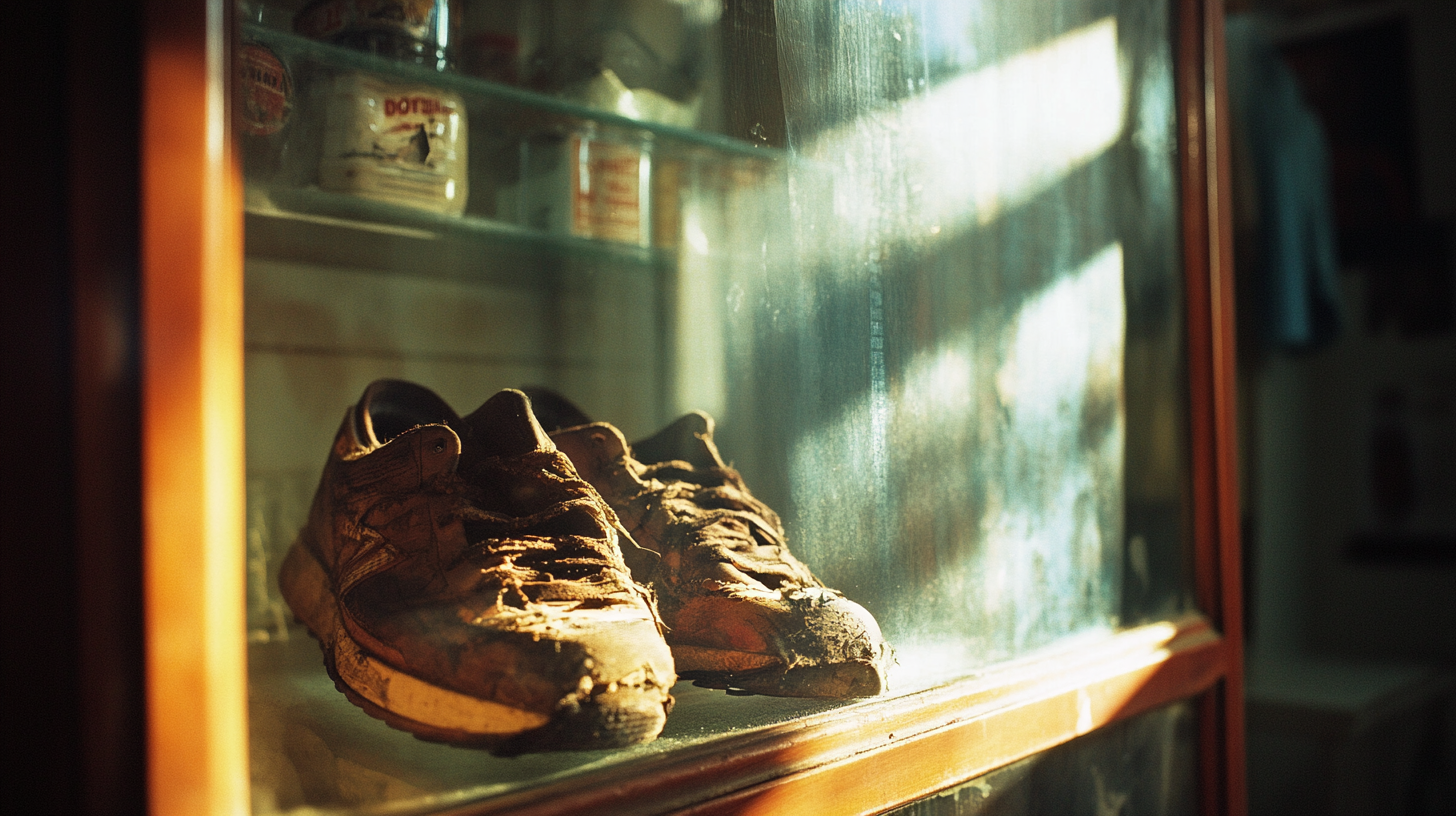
[237,42,292,136]
[571,137,646,245]
[383,96,454,117]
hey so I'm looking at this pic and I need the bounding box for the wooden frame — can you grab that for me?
[1177,1,1247,814]
[453,618,1226,816]
[136,0,1244,814]
[141,0,248,814]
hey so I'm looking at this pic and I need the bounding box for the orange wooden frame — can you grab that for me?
[1177,0,1246,814]
[141,0,248,814]
[137,0,1243,813]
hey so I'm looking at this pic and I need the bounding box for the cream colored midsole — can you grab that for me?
[670,644,781,674]
[285,542,549,736]
[330,628,550,736]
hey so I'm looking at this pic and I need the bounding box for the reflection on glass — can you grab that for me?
[885,700,1196,816]
[795,17,1125,232]
[702,0,1189,688]
[778,243,1127,689]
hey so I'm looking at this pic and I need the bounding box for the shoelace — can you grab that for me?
[449,450,644,608]
[633,461,821,592]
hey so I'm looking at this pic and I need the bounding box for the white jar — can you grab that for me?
[317,72,469,215]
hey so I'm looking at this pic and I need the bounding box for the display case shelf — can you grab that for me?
[245,187,671,284]
[241,22,790,270]
[245,617,1225,816]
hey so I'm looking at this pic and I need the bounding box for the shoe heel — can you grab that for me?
[277,538,339,644]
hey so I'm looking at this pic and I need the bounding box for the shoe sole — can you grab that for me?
[278,540,670,753]
[674,645,887,698]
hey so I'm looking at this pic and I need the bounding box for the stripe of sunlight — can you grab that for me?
[798,16,1125,240]
[791,244,1126,692]
[696,14,1131,691]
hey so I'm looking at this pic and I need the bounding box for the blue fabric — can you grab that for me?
[1226,15,1342,350]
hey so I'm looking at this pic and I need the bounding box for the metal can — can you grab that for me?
[519,130,653,246]
[318,72,469,215]
[237,40,294,137]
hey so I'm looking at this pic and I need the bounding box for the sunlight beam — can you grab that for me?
[800,16,1126,237]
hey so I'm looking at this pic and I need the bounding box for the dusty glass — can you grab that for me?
[241,0,1195,811]
[704,0,1192,690]
[885,701,1197,816]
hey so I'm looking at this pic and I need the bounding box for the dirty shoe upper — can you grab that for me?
[279,380,675,754]
[530,392,891,699]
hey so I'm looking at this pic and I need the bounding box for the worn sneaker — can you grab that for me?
[278,380,675,754]
[525,391,890,698]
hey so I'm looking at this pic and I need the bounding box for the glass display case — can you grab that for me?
[134,0,1245,813]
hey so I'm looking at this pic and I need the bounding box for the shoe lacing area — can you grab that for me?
[631,460,822,598]
[449,449,651,615]
[629,458,890,696]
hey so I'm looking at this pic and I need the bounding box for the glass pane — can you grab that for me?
[240,0,1195,812]
[884,700,1197,816]
[705,0,1193,691]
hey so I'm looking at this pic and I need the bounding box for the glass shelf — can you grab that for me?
[242,23,788,162]
[245,186,670,282]
[240,21,797,276]
[249,637,846,815]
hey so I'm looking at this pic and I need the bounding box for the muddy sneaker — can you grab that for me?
[278,381,675,754]
[525,391,890,699]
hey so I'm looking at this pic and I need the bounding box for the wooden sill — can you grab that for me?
[440,616,1226,816]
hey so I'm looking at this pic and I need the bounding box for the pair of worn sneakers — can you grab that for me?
[278,380,890,755]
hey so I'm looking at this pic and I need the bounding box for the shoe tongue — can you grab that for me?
[550,422,630,485]
[631,411,725,470]
[356,379,460,446]
[459,389,554,459]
